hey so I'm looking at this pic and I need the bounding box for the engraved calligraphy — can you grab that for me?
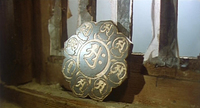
[109,62,127,84]
[62,21,131,101]
[111,37,128,58]
[76,22,93,41]
[78,40,110,79]
[84,44,102,69]
[92,78,108,98]
[75,79,87,92]
[94,79,106,94]
[98,22,117,41]
[62,59,77,80]
[64,37,79,56]
[100,22,114,37]
[116,40,126,53]
[72,76,89,96]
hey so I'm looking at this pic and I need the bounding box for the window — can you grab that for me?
[178,0,200,57]
[133,0,200,58]
[132,0,152,53]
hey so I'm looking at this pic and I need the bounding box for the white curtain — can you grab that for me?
[143,0,179,67]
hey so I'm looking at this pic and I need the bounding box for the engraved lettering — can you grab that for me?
[84,44,102,69]
[100,23,113,37]
[75,79,86,92]
[81,23,92,36]
[67,61,74,73]
[62,21,130,101]
[111,37,128,58]
[116,39,126,53]
[94,80,106,94]
[67,38,78,52]
[113,64,126,78]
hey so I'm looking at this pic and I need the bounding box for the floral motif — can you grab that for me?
[62,21,131,101]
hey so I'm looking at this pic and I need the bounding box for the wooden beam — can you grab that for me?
[61,0,68,47]
[117,0,133,39]
[159,0,179,67]
[0,0,33,85]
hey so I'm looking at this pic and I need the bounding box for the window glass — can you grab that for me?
[178,0,200,57]
[132,0,152,53]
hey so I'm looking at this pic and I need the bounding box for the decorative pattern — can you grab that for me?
[62,21,131,101]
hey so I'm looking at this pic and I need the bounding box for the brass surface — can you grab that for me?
[62,21,131,101]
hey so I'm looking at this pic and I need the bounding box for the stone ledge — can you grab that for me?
[47,54,200,82]
[1,75,200,108]
[0,81,153,108]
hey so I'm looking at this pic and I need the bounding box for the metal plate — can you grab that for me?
[62,21,131,101]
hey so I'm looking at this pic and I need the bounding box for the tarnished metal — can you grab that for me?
[62,21,131,101]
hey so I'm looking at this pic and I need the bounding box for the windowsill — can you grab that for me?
[47,53,200,82]
[0,81,155,108]
[1,74,200,108]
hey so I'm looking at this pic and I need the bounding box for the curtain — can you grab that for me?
[144,0,179,68]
